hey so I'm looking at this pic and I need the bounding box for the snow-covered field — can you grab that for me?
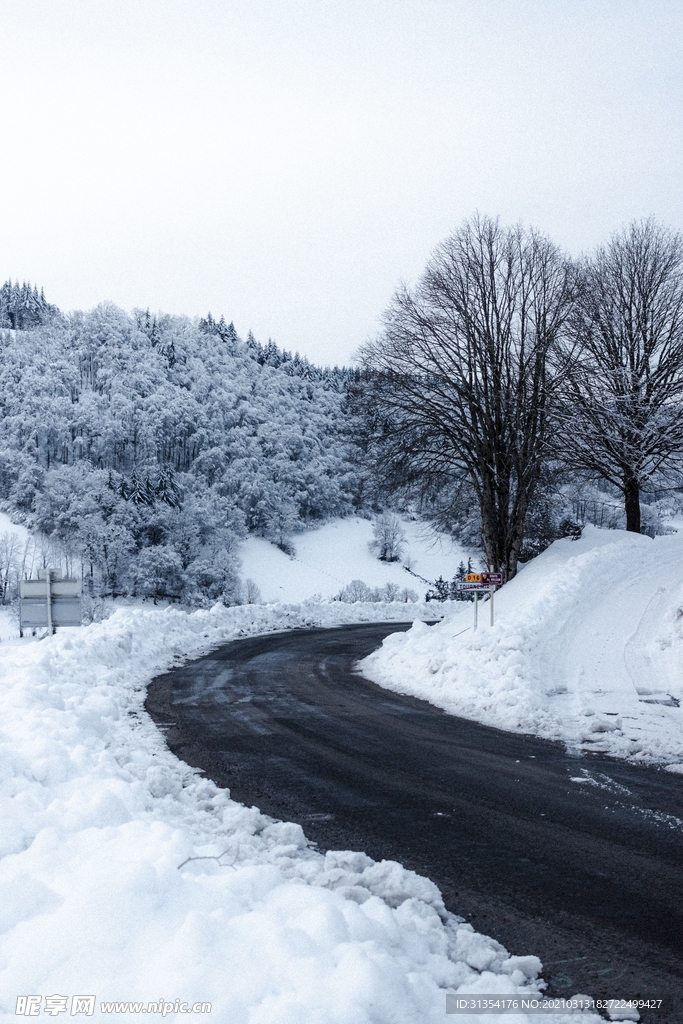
[362,526,683,768]
[239,517,471,603]
[0,599,602,1023]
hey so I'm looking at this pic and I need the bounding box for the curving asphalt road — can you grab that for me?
[146,622,683,1022]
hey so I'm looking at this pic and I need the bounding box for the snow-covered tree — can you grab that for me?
[358,215,575,580]
[371,512,405,562]
[380,581,400,601]
[559,219,683,533]
[0,532,21,603]
[0,280,59,330]
[132,546,185,603]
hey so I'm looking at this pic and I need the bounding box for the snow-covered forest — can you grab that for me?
[0,292,358,604]
[4,215,683,611]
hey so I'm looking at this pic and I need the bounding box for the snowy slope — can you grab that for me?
[361,526,683,767]
[239,517,472,603]
[0,510,30,542]
[0,601,600,1023]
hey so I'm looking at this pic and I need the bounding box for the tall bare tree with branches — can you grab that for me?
[559,219,683,533]
[357,215,575,580]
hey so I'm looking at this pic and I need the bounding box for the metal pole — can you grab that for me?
[46,570,53,634]
[490,586,494,626]
[473,590,478,631]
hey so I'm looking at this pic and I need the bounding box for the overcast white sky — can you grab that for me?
[2,0,682,364]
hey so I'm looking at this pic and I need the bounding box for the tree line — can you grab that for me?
[356,216,683,580]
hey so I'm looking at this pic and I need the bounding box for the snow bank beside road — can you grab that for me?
[362,526,683,766]
[0,601,590,1023]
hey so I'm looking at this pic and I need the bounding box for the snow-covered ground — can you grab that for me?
[362,526,683,768]
[0,510,30,543]
[0,599,605,1023]
[239,517,472,603]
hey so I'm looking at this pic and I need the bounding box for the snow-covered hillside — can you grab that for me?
[239,517,472,603]
[0,602,596,1023]
[362,526,683,767]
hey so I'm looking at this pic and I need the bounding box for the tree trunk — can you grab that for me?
[624,472,641,533]
[506,510,527,581]
[479,482,504,576]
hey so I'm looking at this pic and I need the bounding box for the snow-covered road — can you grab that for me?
[0,601,596,1023]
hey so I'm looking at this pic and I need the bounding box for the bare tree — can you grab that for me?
[560,219,683,533]
[0,532,20,603]
[358,215,575,581]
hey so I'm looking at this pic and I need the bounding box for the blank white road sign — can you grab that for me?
[19,578,82,628]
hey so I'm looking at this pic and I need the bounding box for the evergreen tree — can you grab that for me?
[0,279,59,329]
[425,575,450,602]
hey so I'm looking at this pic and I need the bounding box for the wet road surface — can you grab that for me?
[146,623,683,1021]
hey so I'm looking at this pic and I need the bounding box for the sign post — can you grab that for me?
[45,569,53,634]
[457,572,503,629]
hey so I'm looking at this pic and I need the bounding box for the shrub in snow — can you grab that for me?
[338,579,373,603]
[81,595,111,624]
[241,577,262,604]
[337,579,418,604]
[371,513,406,562]
[381,581,401,602]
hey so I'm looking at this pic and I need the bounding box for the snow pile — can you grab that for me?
[0,601,594,1023]
[239,516,471,603]
[362,526,683,766]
